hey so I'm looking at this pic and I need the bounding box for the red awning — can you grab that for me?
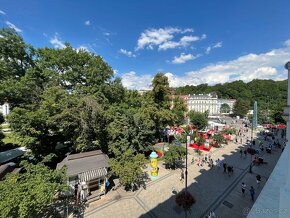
[276,124,286,129]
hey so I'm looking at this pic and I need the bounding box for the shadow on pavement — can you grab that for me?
[138,128,284,218]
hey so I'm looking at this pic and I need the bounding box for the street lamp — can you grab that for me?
[178,127,191,218]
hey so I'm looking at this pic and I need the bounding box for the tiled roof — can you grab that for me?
[56,150,109,177]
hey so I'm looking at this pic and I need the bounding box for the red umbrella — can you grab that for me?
[276,124,286,129]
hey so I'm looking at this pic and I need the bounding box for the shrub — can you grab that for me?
[175,191,196,212]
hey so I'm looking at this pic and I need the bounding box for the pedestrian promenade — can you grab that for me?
[84,128,284,218]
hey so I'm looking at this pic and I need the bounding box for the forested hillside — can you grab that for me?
[175,79,287,123]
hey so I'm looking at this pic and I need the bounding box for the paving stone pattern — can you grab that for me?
[84,124,284,218]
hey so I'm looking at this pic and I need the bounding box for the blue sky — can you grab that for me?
[1,0,290,89]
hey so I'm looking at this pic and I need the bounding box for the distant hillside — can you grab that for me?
[174,79,287,111]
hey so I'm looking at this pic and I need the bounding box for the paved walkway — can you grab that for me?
[84,127,283,218]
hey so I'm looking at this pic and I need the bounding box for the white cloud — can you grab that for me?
[84,20,91,26]
[181,28,194,33]
[50,34,66,49]
[76,45,90,52]
[121,39,290,89]
[201,34,207,40]
[0,10,6,15]
[284,39,290,47]
[119,49,136,57]
[136,27,202,51]
[180,35,200,44]
[5,21,22,32]
[213,42,222,48]
[158,41,179,50]
[172,53,200,64]
[205,41,223,54]
[121,71,153,90]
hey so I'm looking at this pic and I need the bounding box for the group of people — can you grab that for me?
[241,175,261,201]
[223,162,234,176]
[241,182,256,201]
[239,148,248,158]
[194,154,214,169]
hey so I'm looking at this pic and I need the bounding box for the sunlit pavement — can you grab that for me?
[84,127,283,218]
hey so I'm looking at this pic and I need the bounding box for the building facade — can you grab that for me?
[0,102,10,117]
[186,93,235,115]
[217,99,236,114]
[187,93,219,115]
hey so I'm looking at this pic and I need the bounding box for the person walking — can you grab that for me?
[240,149,243,157]
[250,186,255,201]
[241,182,246,195]
[180,169,184,182]
[256,174,261,184]
[216,158,221,168]
[209,158,214,169]
[227,165,231,176]
[223,162,227,173]
[205,154,208,163]
[244,149,247,158]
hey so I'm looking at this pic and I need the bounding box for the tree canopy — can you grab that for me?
[233,99,251,118]
[188,111,208,130]
[220,103,230,114]
[109,148,146,189]
[0,160,67,218]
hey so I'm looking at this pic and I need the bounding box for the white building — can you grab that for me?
[187,93,236,115]
[217,99,236,114]
[187,93,218,115]
[0,102,10,117]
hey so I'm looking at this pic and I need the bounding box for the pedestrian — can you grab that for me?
[215,159,220,168]
[205,154,208,163]
[105,180,110,194]
[180,169,184,182]
[240,138,242,144]
[223,163,227,173]
[209,158,214,169]
[240,149,243,157]
[250,186,255,201]
[191,157,195,164]
[227,165,231,176]
[241,182,246,195]
[256,174,261,184]
[244,149,247,158]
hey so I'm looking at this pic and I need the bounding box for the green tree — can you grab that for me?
[188,111,208,130]
[196,136,205,151]
[151,72,171,109]
[212,133,225,147]
[220,103,231,113]
[0,160,67,218]
[106,106,156,156]
[164,145,186,169]
[172,96,187,124]
[233,99,250,118]
[109,148,146,190]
